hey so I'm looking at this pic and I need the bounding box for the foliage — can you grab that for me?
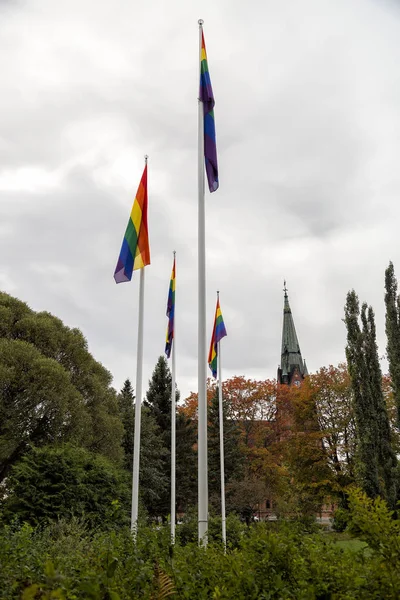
[1,445,130,527]
[309,364,356,483]
[331,507,350,532]
[0,292,124,483]
[145,356,196,519]
[344,290,398,507]
[2,492,400,599]
[208,387,244,511]
[385,261,400,429]
[117,379,135,472]
[135,406,169,515]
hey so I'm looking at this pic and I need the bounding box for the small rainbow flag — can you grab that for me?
[165,256,176,359]
[114,164,150,283]
[208,297,227,378]
[200,29,219,193]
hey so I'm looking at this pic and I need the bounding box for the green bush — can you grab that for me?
[1,445,130,528]
[331,506,350,532]
[0,488,399,599]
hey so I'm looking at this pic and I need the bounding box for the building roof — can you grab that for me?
[280,283,307,381]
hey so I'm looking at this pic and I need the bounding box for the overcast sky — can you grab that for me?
[1,0,400,400]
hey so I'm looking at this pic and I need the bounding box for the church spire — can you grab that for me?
[278,282,307,386]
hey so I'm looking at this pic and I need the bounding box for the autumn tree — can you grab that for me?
[208,387,244,512]
[308,364,356,484]
[276,382,333,517]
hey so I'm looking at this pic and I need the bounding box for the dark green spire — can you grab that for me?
[278,282,307,385]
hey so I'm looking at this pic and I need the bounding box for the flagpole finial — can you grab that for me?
[217,290,220,297]
[173,250,176,256]
[198,19,204,26]
[144,155,148,164]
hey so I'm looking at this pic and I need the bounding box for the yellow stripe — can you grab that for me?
[133,251,145,270]
[201,48,207,61]
[130,202,142,235]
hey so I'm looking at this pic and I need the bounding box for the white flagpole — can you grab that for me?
[131,156,148,535]
[171,251,176,543]
[197,18,208,545]
[218,323,226,550]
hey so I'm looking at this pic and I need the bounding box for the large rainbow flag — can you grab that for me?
[208,297,227,378]
[114,164,150,283]
[200,30,219,193]
[165,256,176,359]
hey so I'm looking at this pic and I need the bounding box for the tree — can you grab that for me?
[135,406,169,517]
[362,304,398,509]
[0,339,89,483]
[0,292,124,481]
[208,387,244,511]
[385,261,400,428]
[276,382,333,518]
[1,444,130,527]
[345,291,381,499]
[308,364,356,484]
[145,356,196,519]
[344,291,398,508]
[116,379,168,516]
[118,379,135,471]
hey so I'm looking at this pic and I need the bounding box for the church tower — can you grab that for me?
[277,282,308,387]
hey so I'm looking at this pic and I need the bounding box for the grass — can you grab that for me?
[324,531,369,553]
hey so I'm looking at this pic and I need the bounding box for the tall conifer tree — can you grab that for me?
[145,356,197,519]
[345,291,381,499]
[385,261,400,429]
[345,291,398,508]
[117,379,168,516]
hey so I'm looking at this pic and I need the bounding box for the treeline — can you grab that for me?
[0,292,199,525]
[1,261,400,527]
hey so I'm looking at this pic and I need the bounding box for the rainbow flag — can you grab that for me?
[200,30,219,193]
[165,256,176,359]
[208,297,227,378]
[114,164,150,283]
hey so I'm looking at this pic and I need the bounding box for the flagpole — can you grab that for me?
[171,251,176,543]
[217,301,226,549]
[197,18,208,545]
[131,155,148,535]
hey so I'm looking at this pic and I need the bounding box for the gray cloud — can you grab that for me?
[1,0,400,399]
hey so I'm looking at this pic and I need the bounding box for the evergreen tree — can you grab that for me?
[118,379,135,471]
[145,356,197,519]
[345,291,398,508]
[117,379,168,515]
[208,387,244,512]
[362,305,398,509]
[344,291,381,499]
[1,445,130,527]
[175,412,197,513]
[385,261,400,428]
[135,406,168,517]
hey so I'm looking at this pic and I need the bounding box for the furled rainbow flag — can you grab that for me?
[200,29,219,193]
[114,164,150,283]
[208,297,227,378]
[165,256,176,359]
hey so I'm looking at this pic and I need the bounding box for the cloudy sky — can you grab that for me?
[1,0,400,400]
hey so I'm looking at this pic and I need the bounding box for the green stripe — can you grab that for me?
[125,218,138,257]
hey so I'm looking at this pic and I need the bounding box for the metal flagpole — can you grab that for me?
[131,156,148,535]
[197,18,208,545]
[217,298,226,550]
[171,251,176,543]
